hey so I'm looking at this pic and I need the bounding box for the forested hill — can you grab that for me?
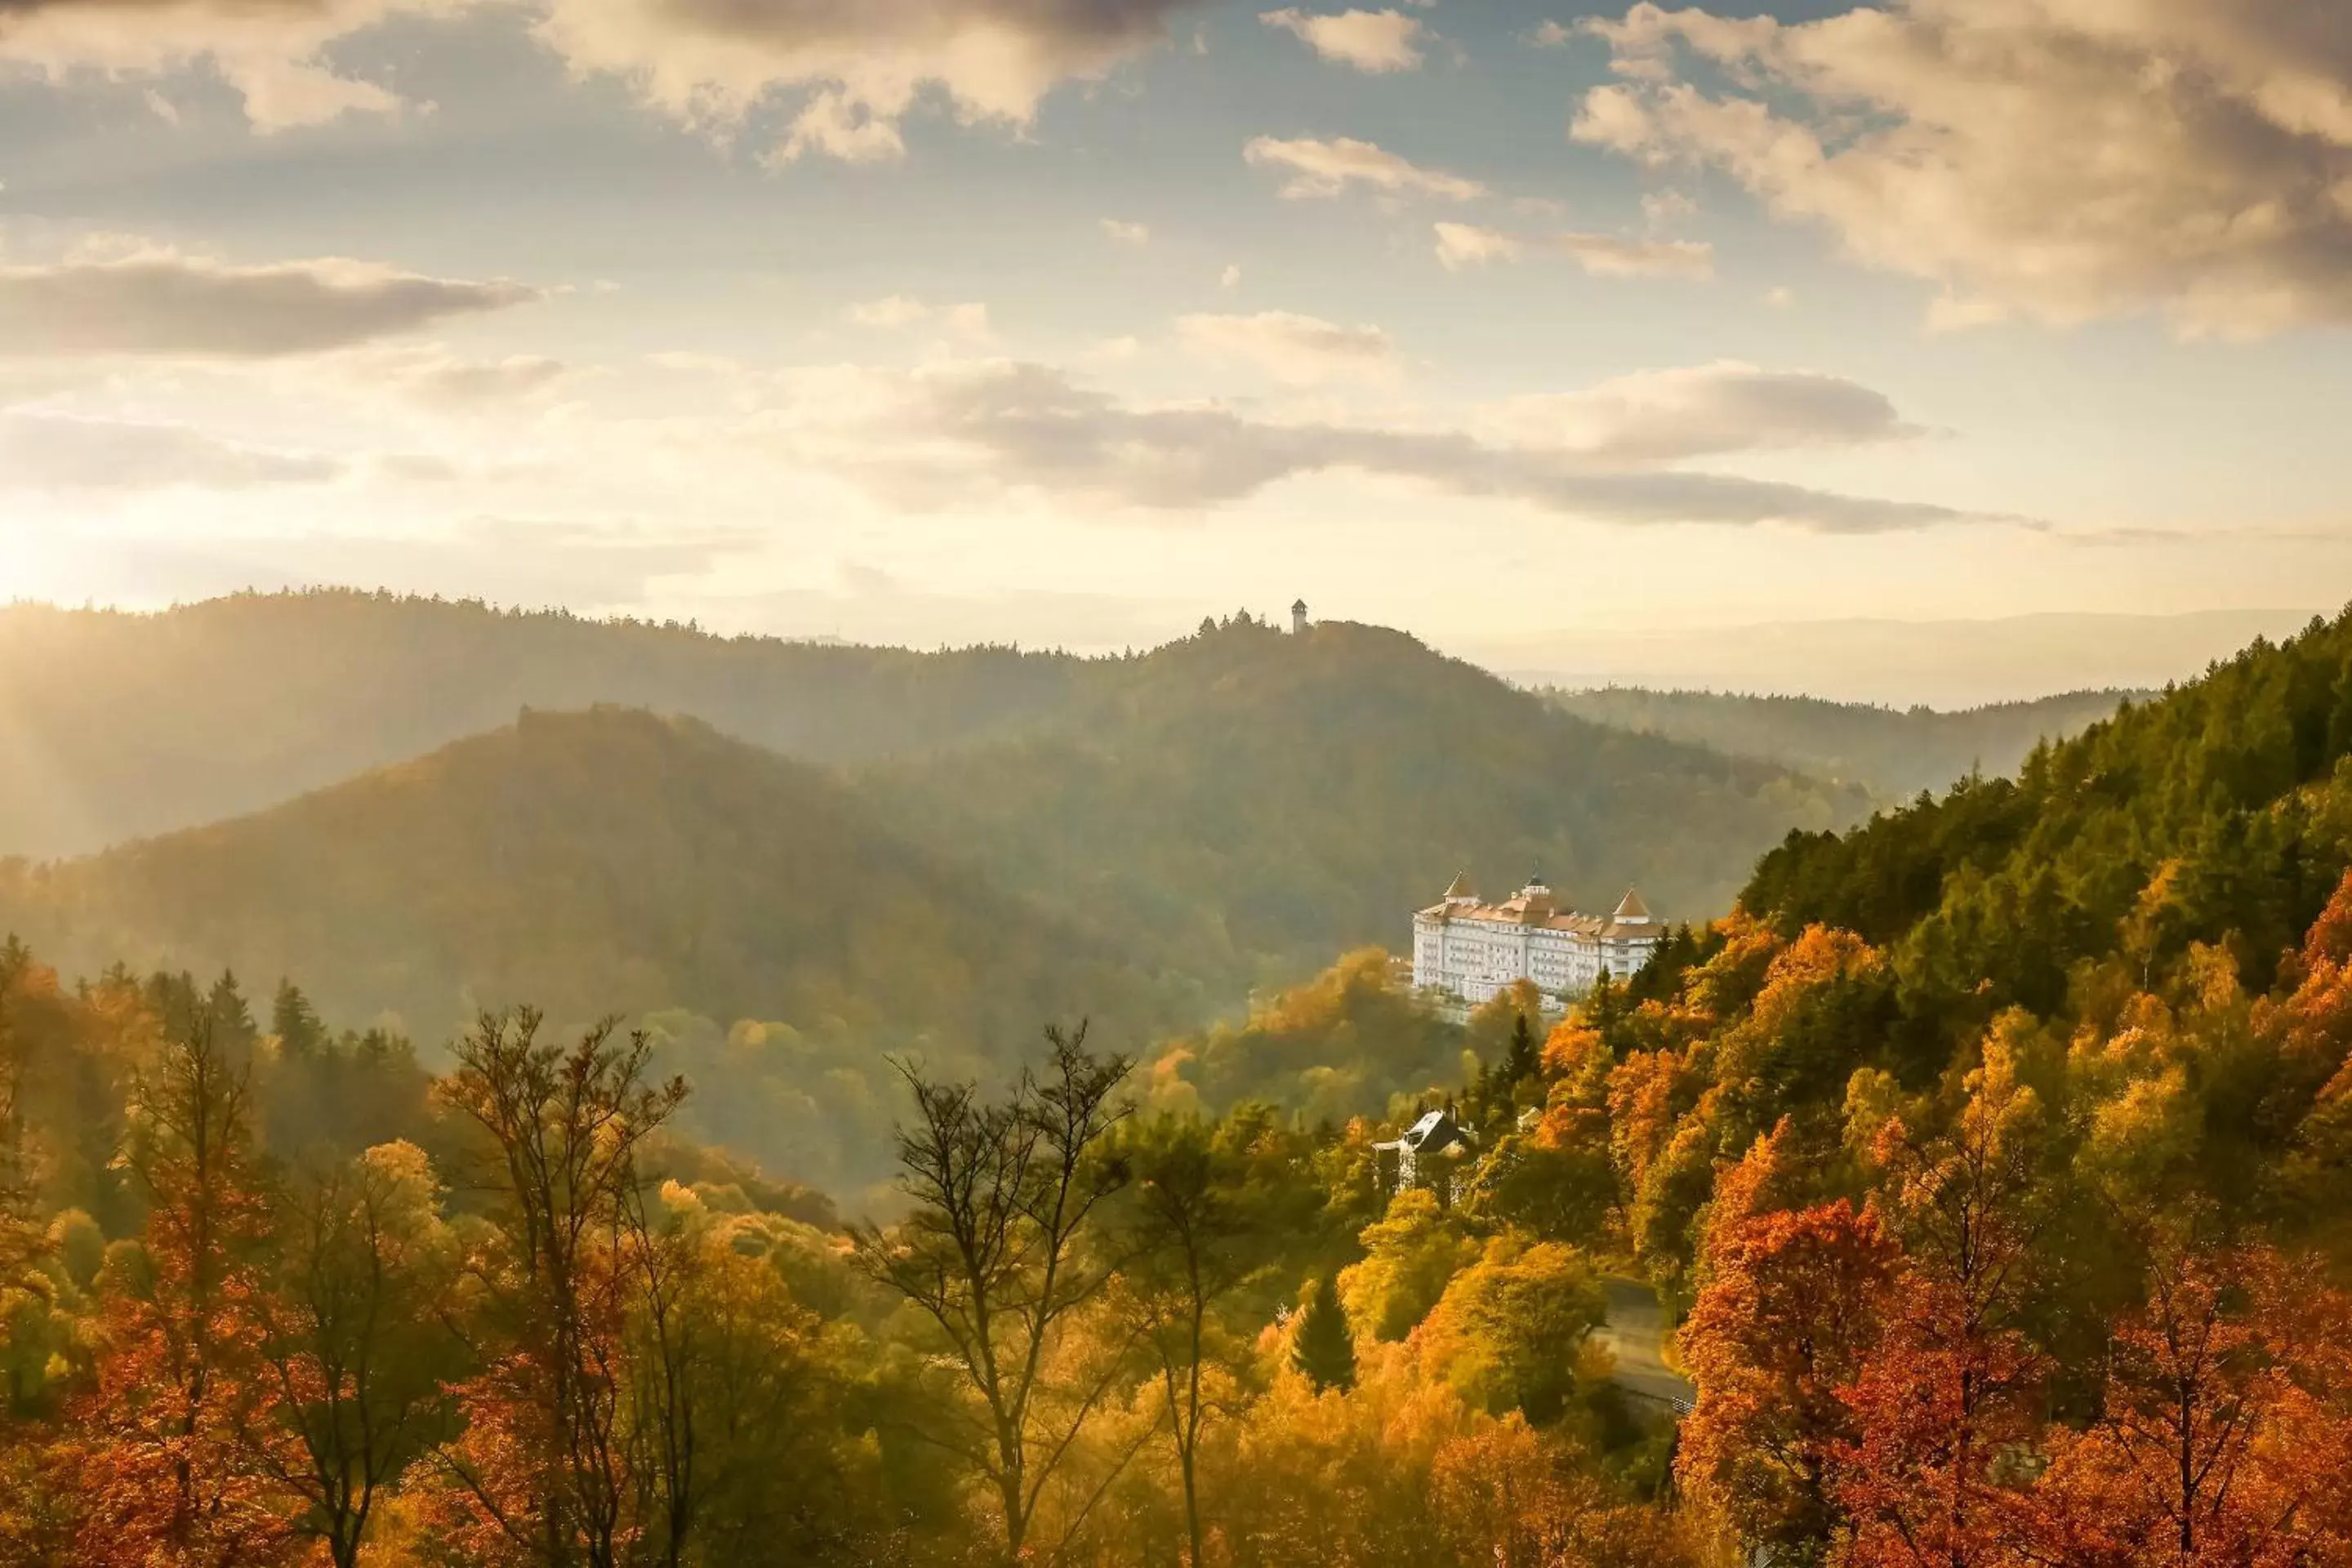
[1543,684,2137,801]
[0,706,1183,1059]
[1740,608,2352,1040]
[0,591,1091,859]
[863,617,1868,991]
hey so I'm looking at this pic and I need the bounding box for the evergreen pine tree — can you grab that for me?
[1291,1272,1357,1394]
[1587,969,1621,1052]
[1504,1010,1538,1090]
[205,969,258,1054]
[270,979,325,1060]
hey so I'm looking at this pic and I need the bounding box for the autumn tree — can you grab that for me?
[252,1141,466,1568]
[1676,1186,1897,1562]
[1833,1041,2050,1568]
[1339,1187,1477,1343]
[853,1022,1139,1565]
[1118,1118,1263,1567]
[69,1016,296,1568]
[431,1009,691,1568]
[2029,1239,2352,1567]
[1411,1237,1606,1427]
[0,949,45,1291]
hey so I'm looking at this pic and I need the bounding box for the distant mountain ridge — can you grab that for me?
[0,590,1091,861]
[1542,685,2140,803]
[866,617,1866,995]
[0,706,1173,1052]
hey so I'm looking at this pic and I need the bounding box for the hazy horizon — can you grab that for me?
[7,589,2319,710]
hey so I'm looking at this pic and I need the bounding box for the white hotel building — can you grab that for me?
[1411,873,1664,1004]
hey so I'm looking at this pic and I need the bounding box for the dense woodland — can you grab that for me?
[1544,687,2136,804]
[0,594,1860,869]
[0,608,1863,1202]
[2,609,2352,1563]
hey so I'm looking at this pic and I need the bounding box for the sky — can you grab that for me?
[2,0,2350,701]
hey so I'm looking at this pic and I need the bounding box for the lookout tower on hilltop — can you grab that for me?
[1292,599,1309,635]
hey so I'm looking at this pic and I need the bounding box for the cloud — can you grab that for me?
[1572,0,2352,336]
[1434,221,1525,269]
[1244,135,1485,200]
[1260,7,1427,73]
[1481,361,1924,461]
[1100,218,1152,246]
[1432,222,1713,278]
[532,0,1210,163]
[0,0,1209,157]
[754,358,1996,533]
[845,295,930,329]
[0,249,539,358]
[381,353,575,406]
[0,0,470,129]
[844,296,994,341]
[1175,310,1401,385]
[1640,188,1696,231]
[0,412,343,491]
[1557,233,1713,279]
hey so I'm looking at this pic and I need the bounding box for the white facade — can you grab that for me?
[1411,875,1664,1004]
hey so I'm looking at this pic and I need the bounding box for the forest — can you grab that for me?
[1543,686,2136,804]
[0,610,1864,1202]
[4,609,2352,1564]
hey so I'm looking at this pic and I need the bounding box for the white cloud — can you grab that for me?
[1557,233,1713,279]
[1527,20,1575,47]
[734,358,1997,533]
[379,352,575,407]
[0,248,539,358]
[1175,311,1401,385]
[845,295,933,329]
[1260,8,1428,73]
[1220,264,1243,290]
[843,296,993,341]
[1101,218,1152,246]
[0,0,470,130]
[1481,361,1923,461]
[0,0,1209,158]
[533,0,1209,164]
[1244,135,1485,201]
[1640,188,1697,232]
[1434,222,1525,270]
[1432,223,1713,278]
[0,412,342,492]
[1572,0,2352,336]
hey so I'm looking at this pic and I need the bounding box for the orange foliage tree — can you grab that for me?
[1677,1136,1898,1564]
[1831,1043,2050,1568]
[66,1018,297,1567]
[2032,1241,2352,1567]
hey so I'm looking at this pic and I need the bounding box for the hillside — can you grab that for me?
[1542,685,2137,801]
[866,617,1869,992]
[0,591,1094,859]
[1740,610,2352,1036]
[0,707,1187,1194]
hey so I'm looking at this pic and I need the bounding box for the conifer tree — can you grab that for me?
[1292,1272,1356,1394]
[207,970,258,1056]
[1504,1012,1538,1093]
[269,980,324,1061]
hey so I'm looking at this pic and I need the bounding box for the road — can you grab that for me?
[1592,1275,1695,1414]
